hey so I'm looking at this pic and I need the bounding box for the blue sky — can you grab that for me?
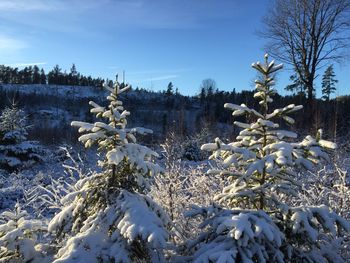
[0,0,349,96]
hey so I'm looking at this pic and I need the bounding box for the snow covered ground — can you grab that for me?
[0,145,98,214]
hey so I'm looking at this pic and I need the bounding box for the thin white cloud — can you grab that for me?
[0,0,62,11]
[0,0,240,40]
[0,1,106,37]
[127,68,191,76]
[109,68,188,83]
[6,62,46,67]
[144,75,179,81]
[0,0,106,12]
[0,0,238,32]
[0,34,26,50]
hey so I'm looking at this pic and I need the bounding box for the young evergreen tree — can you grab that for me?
[185,54,350,262]
[0,203,46,263]
[48,81,170,262]
[0,103,43,171]
[322,65,338,101]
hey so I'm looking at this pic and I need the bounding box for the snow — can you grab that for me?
[0,203,47,262]
[116,191,169,248]
[290,205,350,243]
[319,139,337,149]
[49,184,170,262]
[0,55,349,262]
[252,58,283,75]
[106,143,161,176]
[270,130,298,139]
[224,103,263,118]
[1,84,105,100]
[186,207,284,263]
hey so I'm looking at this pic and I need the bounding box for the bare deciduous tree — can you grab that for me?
[200,78,217,97]
[261,0,350,102]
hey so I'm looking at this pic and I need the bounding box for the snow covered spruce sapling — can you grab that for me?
[0,103,43,171]
[186,54,350,262]
[0,203,46,263]
[48,81,170,262]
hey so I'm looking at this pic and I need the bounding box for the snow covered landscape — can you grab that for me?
[0,55,349,262]
[1,0,350,262]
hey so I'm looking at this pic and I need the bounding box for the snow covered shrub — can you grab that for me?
[295,154,350,261]
[0,103,43,171]
[151,132,223,243]
[150,157,223,244]
[49,81,170,262]
[152,131,185,229]
[182,139,201,161]
[182,127,213,161]
[296,162,350,219]
[0,203,47,263]
[185,54,350,262]
[24,147,91,217]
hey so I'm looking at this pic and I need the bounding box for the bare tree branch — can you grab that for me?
[259,0,350,100]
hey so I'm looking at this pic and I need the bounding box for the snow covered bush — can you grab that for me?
[296,162,350,220]
[151,163,223,244]
[295,153,350,261]
[24,147,91,217]
[185,54,350,262]
[151,131,223,243]
[0,103,43,171]
[49,81,170,262]
[182,127,213,161]
[185,205,284,263]
[0,203,47,263]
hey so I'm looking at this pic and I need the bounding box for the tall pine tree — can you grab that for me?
[321,65,338,101]
[40,68,46,84]
[69,64,78,86]
[32,65,41,84]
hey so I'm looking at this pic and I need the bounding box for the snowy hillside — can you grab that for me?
[0,84,106,99]
[0,84,209,142]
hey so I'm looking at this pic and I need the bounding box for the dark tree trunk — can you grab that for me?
[305,80,316,133]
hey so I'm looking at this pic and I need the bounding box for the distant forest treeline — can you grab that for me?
[1,82,350,146]
[186,87,350,140]
[0,63,349,144]
[0,64,105,87]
